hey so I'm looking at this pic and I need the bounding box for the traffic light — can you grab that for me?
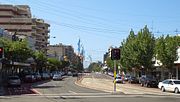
[111,48,120,60]
[0,47,4,59]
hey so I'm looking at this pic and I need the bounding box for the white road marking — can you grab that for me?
[23,93,180,99]
[68,90,77,94]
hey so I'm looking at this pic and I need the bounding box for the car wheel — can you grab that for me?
[161,86,165,92]
[141,83,144,87]
[174,88,179,94]
[146,84,150,87]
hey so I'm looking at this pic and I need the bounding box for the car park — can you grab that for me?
[158,79,180,94]
[7,76,21,87]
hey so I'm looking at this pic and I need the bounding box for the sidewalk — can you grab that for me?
[77,75,180,95]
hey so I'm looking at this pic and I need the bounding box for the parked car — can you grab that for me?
[53,74,63,80]
[67,71,72,76]
[124,75,131,81]
[139,75,158,87]
[41,73,50,80]
[24,74,36,83]
[72,72,78,77]
[7,76,21,87]
[158,79,180,93]
[115,76,123,83]
[33,73,41,81]
[128,76,139,84]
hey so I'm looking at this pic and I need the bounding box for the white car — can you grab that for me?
[53,74,62,80]
[158,79,180,93]
[115,76,123,83]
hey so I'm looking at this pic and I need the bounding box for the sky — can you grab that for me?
[0,0,180,67]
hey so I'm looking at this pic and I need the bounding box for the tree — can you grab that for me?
[136,26,155,74]
[155,35,179,79]
[47,58,61,71]
[120,26,155,75]
[88,62,102,72]
[9,40,33,62]
[33,51,47,72]
[120,29,139,72]
[0,38,33,62]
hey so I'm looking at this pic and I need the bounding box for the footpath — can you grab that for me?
[76,74,180,96]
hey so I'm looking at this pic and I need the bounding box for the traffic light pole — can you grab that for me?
[114,60,116,92]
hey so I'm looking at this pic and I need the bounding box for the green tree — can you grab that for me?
[136,26,155,74]
[33,51,47,72]
[47,58,61,71]
[155,35,179,79]
[0,38,33,62]
[88,62,102,72]
[9,40,33,62]
[120,26,155,75]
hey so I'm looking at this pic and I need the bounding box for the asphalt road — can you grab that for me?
[32,76,103,94]
[1,74,180,102]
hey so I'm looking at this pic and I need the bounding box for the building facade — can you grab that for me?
[32,18,50,53]
[0,5,32,37]
[47,43,66,60]
[0,4,50,53]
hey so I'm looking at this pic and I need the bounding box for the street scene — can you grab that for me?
[0,0,180,102]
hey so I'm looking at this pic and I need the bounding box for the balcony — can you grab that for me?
[0,5,14,10]
[0,11,13,17]
[0,25,32,30]
[0,18,32,24]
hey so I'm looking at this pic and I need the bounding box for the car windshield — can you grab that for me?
[174,81,180,84]
[9,76,19,80]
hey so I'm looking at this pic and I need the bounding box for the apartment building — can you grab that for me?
[32,18,50,53]
[48,43,76,61]
[47,43,66,60]
[0,4,50,53]
[0,5,32,37]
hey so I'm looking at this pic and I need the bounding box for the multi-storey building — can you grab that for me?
[32,18,50,53]
[47,43,66,60]
[0,5,32,37]
[0,4,50,53]
[48,44,76,62]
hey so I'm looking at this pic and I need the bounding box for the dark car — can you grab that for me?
[7,76,21,87]
[24,74,36,83]
[139,76,158,87]
[128,76,139,84]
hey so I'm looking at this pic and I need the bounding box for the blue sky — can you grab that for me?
[1,0,180,67]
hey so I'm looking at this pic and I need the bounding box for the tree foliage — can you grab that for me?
[0,37,33,62]
[155,35,179,74]
[88,62,102,72]
[33,51,47,72]
[120,26,155,74]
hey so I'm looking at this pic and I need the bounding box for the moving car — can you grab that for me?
[7,76,21,87]
[158,79,180,93]
[139,75,158,87]
[53,74,63,80]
